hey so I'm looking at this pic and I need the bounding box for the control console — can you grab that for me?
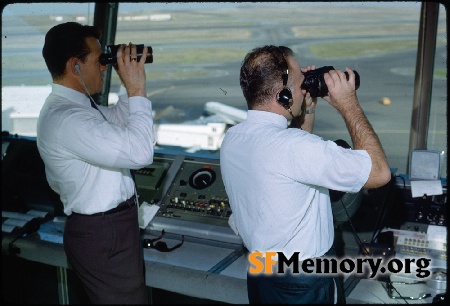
[135,152,231,228]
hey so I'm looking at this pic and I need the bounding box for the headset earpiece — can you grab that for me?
[276,69,293,109]
[277,88,293,109]
[75,63,81,75]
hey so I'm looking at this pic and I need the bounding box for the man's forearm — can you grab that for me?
[342,105,391,188]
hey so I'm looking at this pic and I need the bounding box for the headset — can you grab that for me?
[273,47,294,117]
[276,69,293,109]
[75,63,81,74]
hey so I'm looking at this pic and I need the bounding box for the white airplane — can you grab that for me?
[2,86,247,152]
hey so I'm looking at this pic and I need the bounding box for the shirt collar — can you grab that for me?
[52,83,90,106]
[246,110,288,128]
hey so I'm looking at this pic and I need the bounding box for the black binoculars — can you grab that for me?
[301,66,360,98]
[100,44,153,65]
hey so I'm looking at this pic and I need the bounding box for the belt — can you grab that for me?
[73,195,137,217]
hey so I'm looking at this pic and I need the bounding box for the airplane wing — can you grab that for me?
[154,101,246,152]
[204,101,247,125]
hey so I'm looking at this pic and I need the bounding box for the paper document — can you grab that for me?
[427,224,447,242]
[138,201,160,229]
[410,180,442,198]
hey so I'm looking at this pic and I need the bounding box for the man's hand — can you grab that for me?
[300,65,318,109]
[115,43,148,97]
[322,67,357,112]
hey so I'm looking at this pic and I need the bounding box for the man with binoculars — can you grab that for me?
[37,22,155,303]
[220,45,391,304]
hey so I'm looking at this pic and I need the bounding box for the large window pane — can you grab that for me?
[428,6,447,178]
[1,3,95,136]
[1,2,446,178]
[115,2,442,175]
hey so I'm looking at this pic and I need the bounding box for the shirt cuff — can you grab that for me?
[128,96,152,113]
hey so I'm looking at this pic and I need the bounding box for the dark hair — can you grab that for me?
[240,45,294,109]
[42,22,101,80]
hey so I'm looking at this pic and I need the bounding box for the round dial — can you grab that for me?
[189,168,216,190]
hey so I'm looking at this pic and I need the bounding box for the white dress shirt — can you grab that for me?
[220,110,371,260]
[37,84,156,215]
